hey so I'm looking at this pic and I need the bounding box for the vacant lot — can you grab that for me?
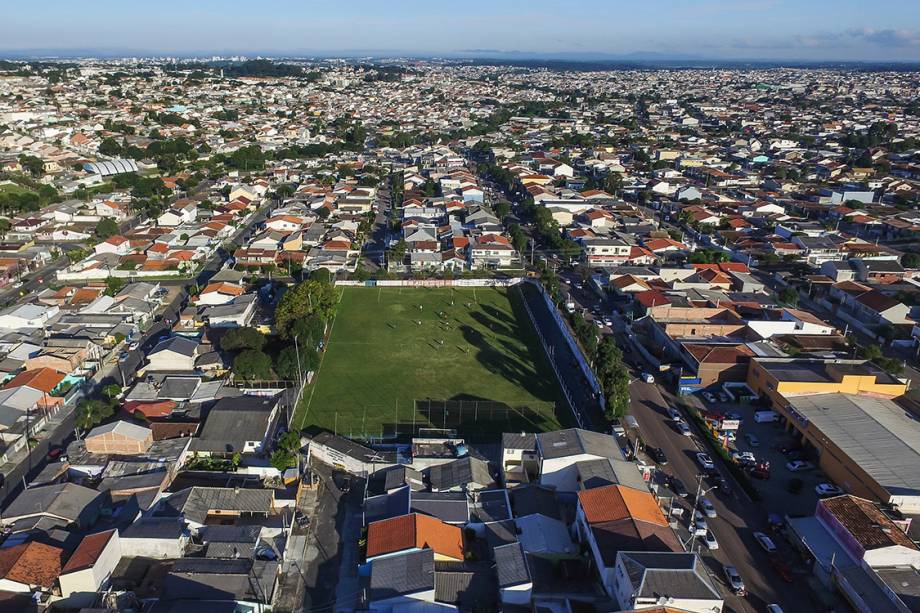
[296,285,570,441]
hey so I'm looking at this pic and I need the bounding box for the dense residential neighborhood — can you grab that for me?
[0,47,918,613]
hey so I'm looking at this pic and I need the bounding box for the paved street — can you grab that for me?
[518,281,605,430]
[628,380,825,613]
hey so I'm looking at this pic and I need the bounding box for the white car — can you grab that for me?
[786,460,815,472]
[696,452,715,471]
[753,531,777,553]
[731,450,756,465]
[815,483,844,497]
[642,372,655,383]
[676,421,692,437]
[701,530,719,549]
[700,497,717,518]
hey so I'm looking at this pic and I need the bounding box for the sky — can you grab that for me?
[2,0,920,61]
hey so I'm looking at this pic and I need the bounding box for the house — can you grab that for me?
[93,235,130,256]
[469,234,516,269]
[57,529,121,604]
[2,367,66,413]
[583,238,631,267]
[366,513,464,562]
[119,517,189,559]
[200,294,257,328]
[575,484,682,596]
[612,552,723,613]
[494,542,532,606]
[308,432,397,476]
[195,282,245,306]
[160,557,277,607]
[84,421,153,455]
[426,456,495,493]
[0,541,64,593]
[536,428,620,493]
[3,483,104,530]
[147,336,200,371]
[367,549,435,611]
[155,486,275,530]
[191,395,280,458]
[0,304,59,330]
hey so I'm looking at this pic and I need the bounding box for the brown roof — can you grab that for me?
[855,290,901,313]
[0,541,64,587]
[683,343,755,365]
[62,530,116,574]
[821,495,917,552]
[578,485,667,526]
[366,513,463,560]
[4,367,66,394]
[150,421,199,441]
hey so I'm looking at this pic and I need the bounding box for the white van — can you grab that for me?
[753,410,780,423]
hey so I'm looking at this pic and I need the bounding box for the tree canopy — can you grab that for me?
[275,280,337,338]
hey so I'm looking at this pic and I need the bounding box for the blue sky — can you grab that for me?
[3,0,920,61]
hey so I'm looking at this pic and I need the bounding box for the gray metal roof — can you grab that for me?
[410,491,469,524]
[493,542,530,587]
[427,456,494,491]
[158,486,274,524]
[621,551,721,601]
[537,428,618,460]
[3,482,101,523]
[787,393,920,497]
[369,549,434,600]
[575,457,649,491]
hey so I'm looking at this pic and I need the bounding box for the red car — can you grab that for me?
[46,445,64,460]
[768,556,793,583]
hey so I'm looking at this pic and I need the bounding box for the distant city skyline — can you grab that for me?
[2,0,920,62]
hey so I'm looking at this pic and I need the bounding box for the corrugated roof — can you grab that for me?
[787,394,920,497]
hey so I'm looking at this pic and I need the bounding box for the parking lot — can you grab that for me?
[698,396,826,518]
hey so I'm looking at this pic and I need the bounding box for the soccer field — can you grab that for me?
[295,285,571,441]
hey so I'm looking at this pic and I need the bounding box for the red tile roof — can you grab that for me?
[366,513,463,560]
[4,367,65,394]
[0,541,64,587]
[62,530,116,574]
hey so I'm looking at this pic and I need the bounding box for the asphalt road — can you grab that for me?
[518,282,605,431]
[628,380,819,613]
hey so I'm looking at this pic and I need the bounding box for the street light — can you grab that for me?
[683,473,719,553]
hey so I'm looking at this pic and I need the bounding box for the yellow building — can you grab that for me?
[746,358,918,512]
[746,358,908,407]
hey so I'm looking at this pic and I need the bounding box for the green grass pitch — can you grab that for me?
[295,285,571,441]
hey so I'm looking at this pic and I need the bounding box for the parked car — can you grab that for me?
[703,391,716,403]
[46,445,64,460]
[676,420,692,437]
[648,446,668,465]
[745,433,760,447]
[753,531,777,553]
[731,450,756,465]
[692,513,708,536]
[723,565,746,595]
[815,483,844,497]
[769,556,794,583]
[749,465,770,480]
[701,530,719,549]
[666,407,682,420]
[670,477,689,498]
[718,392,730,403]
[700,497,717,518]
[696,452,715,471]
[641,372,655,383]
[787,478,803,494]
[766,605,784,613]
[786,460,815,472]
